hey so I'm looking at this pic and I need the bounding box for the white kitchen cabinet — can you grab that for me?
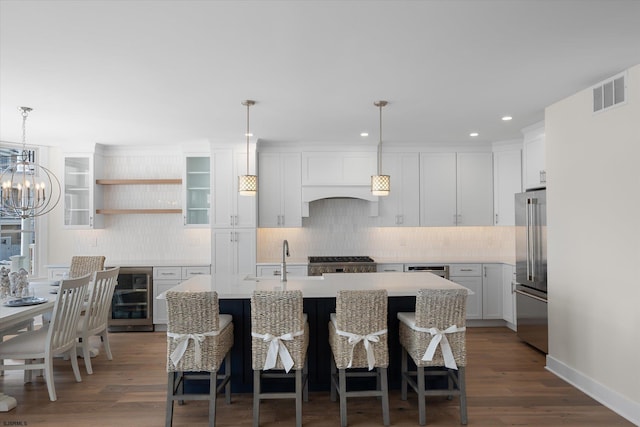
[522,122,546,190]
[211,148,256,229]
[493,147,522,226]
[420,152,493,226]
[377,153,420,226]
[502,264,516,329]
[482,264,504,320]
[258,152,302,227]
[153,265,211,325]
[376,263,405,272]
[183,156,210,226]
[449,264,483,320]
[456,152,494,226]
[302,151,376,186]
[256,264,307,277]
[63,152,103,228]
[212,228,256,276]
[420,152,457,226]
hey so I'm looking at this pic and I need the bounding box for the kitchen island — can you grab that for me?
[159,272,471,392]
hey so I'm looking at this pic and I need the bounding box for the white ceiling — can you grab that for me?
[1,0,639,150]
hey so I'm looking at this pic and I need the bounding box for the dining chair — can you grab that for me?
[328,289,390,427]
[165,290,233,427]
[0,319,34,376]
[397,288,468,425]
[0,274,92,401]
[68,255,106,279]
[251,290,309,427]
[76,266,120,374]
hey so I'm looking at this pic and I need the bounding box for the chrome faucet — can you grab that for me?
[281,240,290,282]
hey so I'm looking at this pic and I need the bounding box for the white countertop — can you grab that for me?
[156,272,473,299]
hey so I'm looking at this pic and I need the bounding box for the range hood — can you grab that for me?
[302,185,379,217]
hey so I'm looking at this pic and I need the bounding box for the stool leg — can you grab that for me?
[303,357,309,402]
[459,367,468,425]
[224,350,232,404]
[209,372,216,427]
[339,368,347,427]
[295,368,303,427]
[418,366,426,426]
[165,372,175,427]
[401,347,408,401]
[253,370,260,427]
[380,367,390,426]
[330,355,337,402]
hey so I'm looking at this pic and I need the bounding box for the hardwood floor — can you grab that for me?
[0,327,633,426]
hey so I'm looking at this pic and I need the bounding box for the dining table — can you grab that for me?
[0,281,56,331]
[0,280,57,412]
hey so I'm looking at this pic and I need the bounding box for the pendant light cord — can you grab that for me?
[378,102,383,174]
[246,101,250,174]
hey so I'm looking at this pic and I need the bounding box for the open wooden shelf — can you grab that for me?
[96,179,182,185]
[96,209,182,215]
[95,178,183,215]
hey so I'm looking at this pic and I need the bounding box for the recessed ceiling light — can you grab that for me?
[360,132,369,137]
[245,132,254,137]
[469,132,479,137]
[501,116,513,121]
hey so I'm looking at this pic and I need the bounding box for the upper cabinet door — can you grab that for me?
[63,153,103,229]
[258,152,302,227]
[211,148,256,228]
[378,152,420,226]
[493,148,522,226]
[456,152,494,226]
[522,123,546,190]
[420,152,457,226]
[183,156,210,226]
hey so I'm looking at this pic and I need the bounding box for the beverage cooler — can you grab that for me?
[109,267,154,332]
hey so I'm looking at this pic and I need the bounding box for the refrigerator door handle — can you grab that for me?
[515,289,547,304]
[527,197,538,282]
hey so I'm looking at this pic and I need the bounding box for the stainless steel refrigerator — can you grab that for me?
[515,189,548,353]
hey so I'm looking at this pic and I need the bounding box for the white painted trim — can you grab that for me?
[546,355,639,425]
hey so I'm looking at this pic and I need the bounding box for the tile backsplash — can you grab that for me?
[258,198,515,264]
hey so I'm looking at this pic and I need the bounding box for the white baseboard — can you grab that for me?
[546,355,639,426]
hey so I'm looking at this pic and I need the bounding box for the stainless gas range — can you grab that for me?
[307,256,377,276]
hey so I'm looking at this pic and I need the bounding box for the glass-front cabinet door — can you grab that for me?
[184,156,210,226]
[63,154,102,228]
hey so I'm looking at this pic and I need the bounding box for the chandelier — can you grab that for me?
[371,100,390,196]
[238,100,257,196]
[0,107,61,219]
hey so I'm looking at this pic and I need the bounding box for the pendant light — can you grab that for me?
[238,100,257,196]
[371,100,390,196]
[0,107,61,219]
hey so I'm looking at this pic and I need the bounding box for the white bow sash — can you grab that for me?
[167,331,220,367]
[419,325,466,370]
[335,328,387,370]
[251,330,304,373]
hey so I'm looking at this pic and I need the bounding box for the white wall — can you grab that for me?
[545,64,640,423]
[258,198,515,264]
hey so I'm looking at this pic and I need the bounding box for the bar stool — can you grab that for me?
[251,290,309,427]
[328,289,390,427]
[165,290,233,427]
[397,288,468,425]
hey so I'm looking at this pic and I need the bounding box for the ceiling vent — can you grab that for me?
[593,71,627,113]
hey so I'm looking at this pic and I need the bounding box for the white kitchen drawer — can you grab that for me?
[449,264,482,276]
[377,263,404,272]
[153,266,182,280]
[256,265,308,277]
[183,266,211,277]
